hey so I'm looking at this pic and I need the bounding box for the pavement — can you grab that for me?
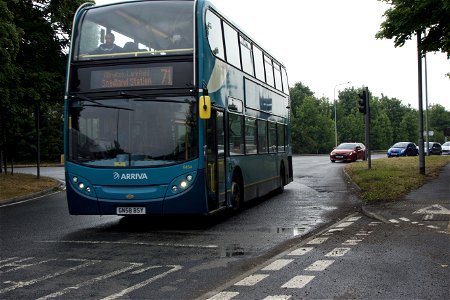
[361,163,450,231]
[2,165,449,231]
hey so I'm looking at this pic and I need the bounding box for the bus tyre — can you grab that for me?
[231,175,243,212]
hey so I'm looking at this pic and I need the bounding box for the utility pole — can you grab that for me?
[417,31,425,175]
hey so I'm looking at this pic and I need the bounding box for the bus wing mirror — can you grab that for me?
[199,96,211,119]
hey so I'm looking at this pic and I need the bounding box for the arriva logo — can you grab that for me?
[113,172,148,180]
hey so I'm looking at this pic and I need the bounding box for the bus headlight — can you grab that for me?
[69,173,96,197]
[167,172,197,195]
[180,180,188,189]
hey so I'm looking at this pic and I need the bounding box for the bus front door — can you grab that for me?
[206,109,227,211]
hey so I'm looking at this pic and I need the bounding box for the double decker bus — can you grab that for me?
[64,0,293,216]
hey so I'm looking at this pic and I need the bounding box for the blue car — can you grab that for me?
[387,142,419,157]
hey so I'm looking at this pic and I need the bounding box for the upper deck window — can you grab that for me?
[74,1,194,61]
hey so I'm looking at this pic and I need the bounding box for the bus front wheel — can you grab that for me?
[231,174,243,212]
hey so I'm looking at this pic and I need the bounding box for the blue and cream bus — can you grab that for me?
[64,0,293,216]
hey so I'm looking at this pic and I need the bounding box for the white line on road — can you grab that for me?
[288,247,314,256]
[206,291,239,300]
[307,237,328,245]
[335,222,354,228]
[234,274,269,286]
[262,259,294,271]
[305,260,335,271]
[1,258,56,274]
[281,275,315,289]
[263,295,292,300]
[0,259,99,294]
[101,265,182,300]
[325,248,351,257]
[38,240,218,249]
[342,239,363,246]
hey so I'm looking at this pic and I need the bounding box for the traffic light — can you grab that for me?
[358,88,367,114]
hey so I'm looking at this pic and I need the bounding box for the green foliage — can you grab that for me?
[0,0,83,166]
[289,83,449,154]
[376,0,450,55]
[292,96,334,154]
[289,82,314,118]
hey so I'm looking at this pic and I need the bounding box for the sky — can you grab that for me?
[96,0,449,110]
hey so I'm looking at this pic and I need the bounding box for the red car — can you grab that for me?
[330,142,366,163]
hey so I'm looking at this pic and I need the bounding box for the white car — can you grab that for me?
[442,141,450,155]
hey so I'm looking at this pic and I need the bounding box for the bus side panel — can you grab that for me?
[162,171,208,214]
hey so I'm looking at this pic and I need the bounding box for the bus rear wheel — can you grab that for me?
[231,175,243,212]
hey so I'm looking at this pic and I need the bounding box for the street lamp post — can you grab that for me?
[334,81,350,147]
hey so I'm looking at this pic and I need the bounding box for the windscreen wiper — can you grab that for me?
[119,91,144,99]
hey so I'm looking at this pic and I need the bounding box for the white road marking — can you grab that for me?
[399,217,410,222]
[101,265,182,300]
[335,222,354,228]
[327,228,344,232]
[263,295,292,300]
[0,259,99,294]
[262,259,294,271]
[206,291,239,300]
[1,258,56,274]
[342,239,363,246]
[427,225,440,229]
[325,248,351,257]
[38,262,142,300]
[413,204,450,215]
[0,257,20,265]
[307,237,328,245]
[389,219,400,223]
[288,247,313,256]
[281,275,315,289]
[39,240,218,249]
[347,216,362,222]
[234,274,269,286]
[305,260,334,271]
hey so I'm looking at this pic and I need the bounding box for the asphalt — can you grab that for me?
[2,165,449,231]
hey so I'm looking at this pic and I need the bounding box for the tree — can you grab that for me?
[0,0,22,171]
[1,0,84,165]
[378,94,409,144]
[369,98,393,150]
[376,0,450,55]
[427,104,450,142]
[397,109,419,142]
[292,96,334,154]
[289,82,314,118]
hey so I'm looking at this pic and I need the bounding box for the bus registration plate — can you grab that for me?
[116,207,146,215]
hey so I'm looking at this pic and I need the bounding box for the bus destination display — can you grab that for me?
[90,66,173,89]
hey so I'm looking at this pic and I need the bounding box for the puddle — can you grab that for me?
[271,226,311,236]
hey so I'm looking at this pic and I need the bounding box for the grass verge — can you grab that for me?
[0,173,59,201]
[345,155,450,202]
